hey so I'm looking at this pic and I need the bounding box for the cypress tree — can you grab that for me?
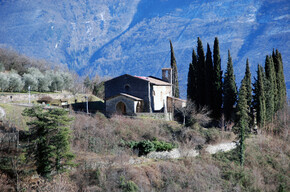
[212,37,223,120]
[196,37,206,108]
[241,59,252,132]
[205,43,214,109]
[236,78,247,166]
[277,51,286,103]
[244,59,252,109]
[273,49,286,110]
[170,40,180,98]
[253,65,266,128]
[264,55,275,121]
[223,50,237,122]
[187,49,198,102]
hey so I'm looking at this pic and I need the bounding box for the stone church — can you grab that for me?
[105,68,178,116]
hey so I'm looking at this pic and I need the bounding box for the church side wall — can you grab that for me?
[152,85,172,111]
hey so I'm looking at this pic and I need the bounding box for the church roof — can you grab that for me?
[106,93,143,101]
[135,76,171,86]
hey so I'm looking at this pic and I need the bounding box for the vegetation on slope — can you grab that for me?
[0,108,288,191]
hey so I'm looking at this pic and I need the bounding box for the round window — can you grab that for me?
[125,84,130,91]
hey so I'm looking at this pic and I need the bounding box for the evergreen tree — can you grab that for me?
[244,59,252,109]
[236,79,247,166]
[170,40,180,98]
[23,107,75,178]
[253,65,266,128]
[272,49,286,111]
[187,49,198,102]
[212,37,223,120]
[239,60,252,132]
[243,59,253,129]
[223,50,237,122]
[196,37,206,108]
[205,43,214,109]
[264,55,275,121]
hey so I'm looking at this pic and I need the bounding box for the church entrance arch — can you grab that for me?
[116,102,126,115]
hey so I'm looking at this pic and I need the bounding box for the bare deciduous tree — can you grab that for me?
[174,100,211,126]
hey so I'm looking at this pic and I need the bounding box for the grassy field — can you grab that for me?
[0,103,29,130]
[0,93,103,129]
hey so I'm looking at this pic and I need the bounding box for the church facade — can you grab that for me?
[105,68,174,116]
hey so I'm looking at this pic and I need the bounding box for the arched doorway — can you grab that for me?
[116,102,126,115]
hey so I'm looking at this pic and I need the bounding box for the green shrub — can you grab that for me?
[152,140,176,152]
[136,140,155,156]
[122,139,176,156]
[120,176,139,192]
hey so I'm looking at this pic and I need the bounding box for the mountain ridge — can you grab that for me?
[0,0,289,97]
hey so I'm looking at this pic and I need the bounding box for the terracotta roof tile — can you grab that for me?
[135,76,171,85]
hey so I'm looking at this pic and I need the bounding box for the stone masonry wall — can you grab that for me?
[0,93,74,103]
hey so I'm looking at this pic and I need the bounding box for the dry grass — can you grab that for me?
[1,105,289,191]
[0,103,29,130]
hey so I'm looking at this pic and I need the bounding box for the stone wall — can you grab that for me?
[0,93,74,103]
[136,112,172,120]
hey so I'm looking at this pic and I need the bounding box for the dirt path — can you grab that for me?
[76,141,237,170]
[147,141,237,159]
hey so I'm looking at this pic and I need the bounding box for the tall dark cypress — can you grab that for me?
[170,40,180,98]
[273,49,286,110]
[187,49,198,102]
[253,65,266,128]
[205,43,214,109]
[244,59,252,109]
[277,51,286,99]
[264,55,275,121]
[223,50,237,122]
[236,78,247,166]
[196,37,206,108]
[212,37,223,120]
[242,59,252,132]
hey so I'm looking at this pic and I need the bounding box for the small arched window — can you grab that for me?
[124,84,130,91]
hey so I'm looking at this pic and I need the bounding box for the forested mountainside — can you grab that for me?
[0,0,289,97]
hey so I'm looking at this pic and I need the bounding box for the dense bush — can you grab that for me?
[120,176,139,192]
[37,96,53,104]
[123,139,177,156]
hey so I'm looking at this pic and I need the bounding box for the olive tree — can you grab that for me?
[47,71,64,92]
[7,73,23,92]
[0,72,9,92]
[23,73,38,91]
[61,72,73,90]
